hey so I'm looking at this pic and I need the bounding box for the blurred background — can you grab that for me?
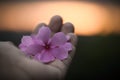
[0,0,120,80]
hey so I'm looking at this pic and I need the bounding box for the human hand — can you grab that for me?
[0,15,77,80]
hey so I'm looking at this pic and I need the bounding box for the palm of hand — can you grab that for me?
[0,15,77,80]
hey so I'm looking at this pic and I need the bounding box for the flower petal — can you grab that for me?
[25,44,44,55]
[51,47,68,60]
[19,44,27,52]
[31,35,45,46]
[34,53,41,61]
[51,32,67,46]
[63,42,72,51]
[19,36,34,55]
[66,35,70,41]
[36,26,51,43]
[35,50,55,63]
[21,36,34,46]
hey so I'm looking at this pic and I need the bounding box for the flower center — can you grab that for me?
[44,44,50,50]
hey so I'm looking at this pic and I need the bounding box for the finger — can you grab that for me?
[48,15,63,33]
[61,22,74,34]
[62,46,76,66]
[62,33,77,66]
[33,23,47,34]
[67,33,78,46]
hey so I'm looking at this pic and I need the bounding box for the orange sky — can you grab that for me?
[0,1,120,35]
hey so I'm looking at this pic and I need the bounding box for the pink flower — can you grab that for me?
[19,26,72,63]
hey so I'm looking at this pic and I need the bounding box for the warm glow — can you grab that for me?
[0,1,117,35]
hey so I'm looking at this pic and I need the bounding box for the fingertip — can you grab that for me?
[51,15,62,20]
[49,15,63,32]
[51,15,62,22]
[62,22,74,34]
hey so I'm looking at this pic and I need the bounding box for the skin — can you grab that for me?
[0,15,77,80]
